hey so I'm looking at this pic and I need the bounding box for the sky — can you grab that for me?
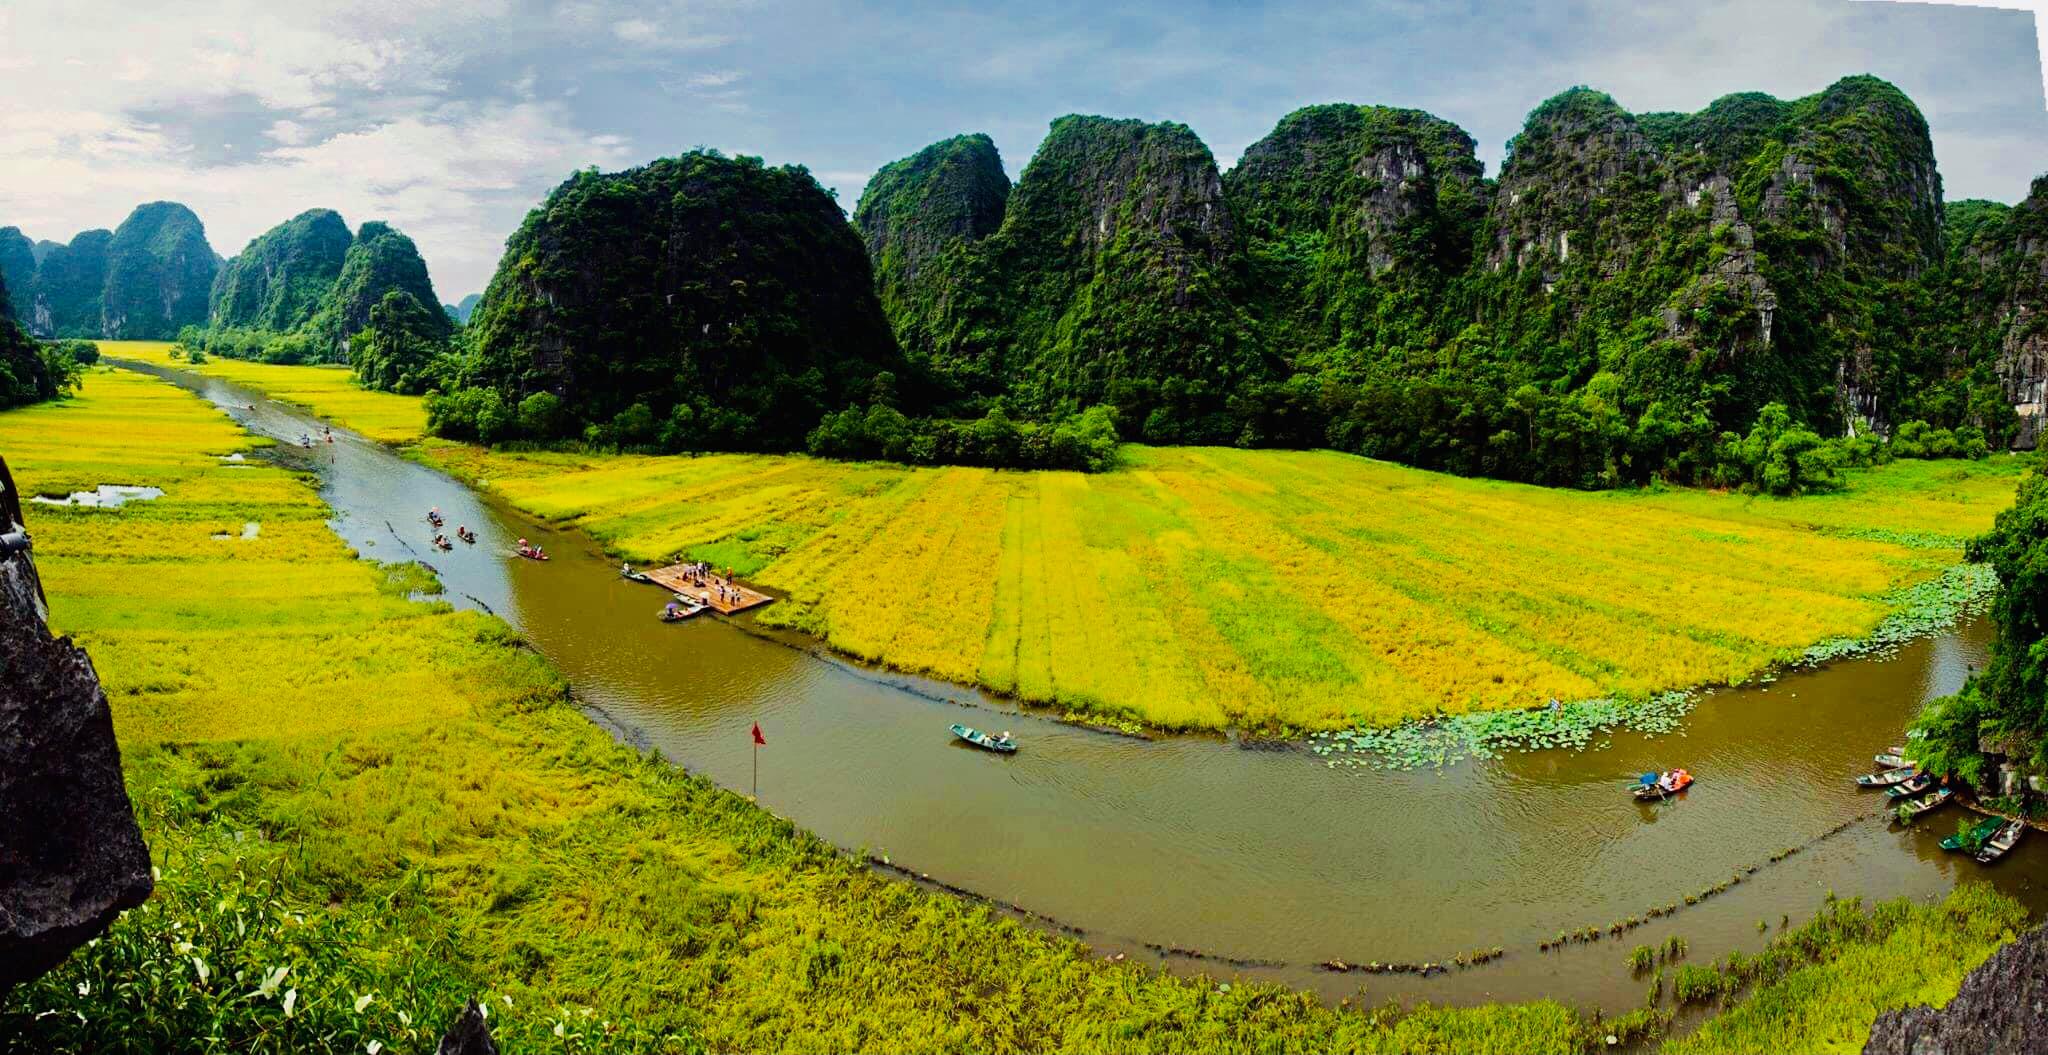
[1,0,2044,301]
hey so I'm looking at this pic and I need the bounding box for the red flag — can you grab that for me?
[751,722,766,746]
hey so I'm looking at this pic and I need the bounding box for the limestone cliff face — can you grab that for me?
[1478,77,1944,433]
[1950,180,2048,448]
[0,455,153,988]
[209,208,355,333]
[100,202,218,340]
[29,231,112,340]
[892,116,1261,432]
[854,133,1009,342]
[1225,104,1487,371]
[307,221,447,358]
[1863,923,2048,1054]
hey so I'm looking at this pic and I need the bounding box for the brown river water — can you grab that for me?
[126,360,2048,1016]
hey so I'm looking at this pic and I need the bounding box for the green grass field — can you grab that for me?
[77,345,2027,731]
[0,366,1614,1052]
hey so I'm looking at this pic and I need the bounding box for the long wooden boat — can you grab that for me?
[1898,788,1954,819]
[1887,773,1937,800]
[950,723,1017,754]
[1873,752,1912,770]
[622,566,656,584]
[659,599,706,622]
[1943,817,2002,853]
[1974,820,2026,864]
[1857,767,1918,788]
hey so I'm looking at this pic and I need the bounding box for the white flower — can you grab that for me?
[251,965,289,999]
[152,866,162,882]
[367,1043,383,1055]
[191,957,210,984]
[398,1011,412,1028]
[283,988,297,1018]
[354,993,375,1013]
[500,994,513,1008]
[174,941,194,955]
[553,1022,566,1038]
[76,982,90,996]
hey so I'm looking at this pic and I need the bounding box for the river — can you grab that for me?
[123,359,2048,1015]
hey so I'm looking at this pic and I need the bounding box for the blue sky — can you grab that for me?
[1,0,2043,300]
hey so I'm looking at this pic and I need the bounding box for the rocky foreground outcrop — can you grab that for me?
[0,454,152,988]
[1862,923,2048,1054]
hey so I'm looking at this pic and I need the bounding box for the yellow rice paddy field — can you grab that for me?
[416,440,2026,731]
[102,340,428,443]
[73,343,2022,731]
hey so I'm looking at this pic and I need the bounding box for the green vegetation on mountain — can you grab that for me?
[853,133,1009,352]
[0,227,34,325]
[306,221,446,359]
[208,208,353,332]
[448,292,482,323]
[100,202,218,339]
[0,271,80,409]
[27,229,112,338]
[350,289,456,394]
[442,151,900,451]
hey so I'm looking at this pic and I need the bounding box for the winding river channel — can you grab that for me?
[125,359,2048,1015]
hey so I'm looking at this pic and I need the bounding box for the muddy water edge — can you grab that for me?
[118,359,2048,1017]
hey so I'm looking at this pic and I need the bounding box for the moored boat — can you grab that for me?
[1942,817,2002,853]
[1887,773,1937,800]
[1857,767,1918,788]
[950,723,1018,754]
[1897,788,1954,820]
[660,597,706,621]
[1974,820,2026,864]
[1873,752,1912,770]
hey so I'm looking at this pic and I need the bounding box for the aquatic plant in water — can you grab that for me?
[1309,692,1694,771]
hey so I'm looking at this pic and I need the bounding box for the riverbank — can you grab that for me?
[0,368,1622,1051]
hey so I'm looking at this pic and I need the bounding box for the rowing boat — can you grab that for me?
[1942,817,2002,852]
[950,723,1017,754]
[1633,769,1693,801]
[1975,820,2026,864]
[1887,773,1937,800]
[1873,752,1912,770]
[1898,788,1954,819]
[1857,767,1918,789]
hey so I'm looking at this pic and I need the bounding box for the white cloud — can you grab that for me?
[685,70,743,89]
[266,120,311,146]
[614,18,660,43]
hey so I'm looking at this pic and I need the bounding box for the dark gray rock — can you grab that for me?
[436,1000,499,1055]
[0,454,152,989]
[1863,923,2048,1055]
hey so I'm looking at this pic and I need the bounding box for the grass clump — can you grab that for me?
[1663,884,2026,1054]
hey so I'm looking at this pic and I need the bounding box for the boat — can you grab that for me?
[1873,751,1913,770]
[516,546,549,561]
[621,566,655,585]
[950,723,1018,754]
[1857,767,1919,789]
[432,537,453,551]
[1632,769,1693,801]
[1897,788,1954,820]
[1974,820,2026,864]
[660,596,706,620]
[1942,817,2002,853]
[1887,773,1938,800]
[457,529,477,544]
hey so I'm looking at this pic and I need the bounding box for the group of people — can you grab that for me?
[427,507,477,551]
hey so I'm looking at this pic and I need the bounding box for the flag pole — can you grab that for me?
[752,737,758,799]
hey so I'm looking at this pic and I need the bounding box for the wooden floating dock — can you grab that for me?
[642,563,775,615]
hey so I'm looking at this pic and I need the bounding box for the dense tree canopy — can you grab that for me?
[448,150,902,451]
[210,209,354,333]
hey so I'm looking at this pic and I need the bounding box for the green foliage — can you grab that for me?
[209,209,354,333]
[1910,463,2048,779]
[454,150,901,453]
[0,226,34,324]
[808,402,1120,471]
[28,229,113,338]
[350,290,455,394]
[306,221,447,361]
[101,202,218,340]
[853,133,1009,350]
